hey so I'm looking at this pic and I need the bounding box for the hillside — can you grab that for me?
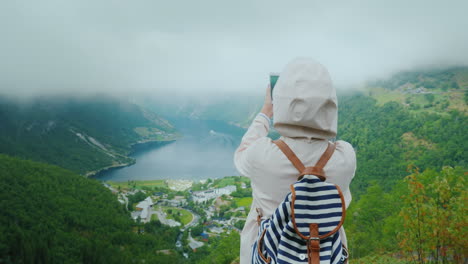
[0,96,180,175]
[0,154,184,263]
[365,66,468,114]
[140,94,262,128]
[338,94,467,195]
[335,67,467,262]
[0,66,466,263]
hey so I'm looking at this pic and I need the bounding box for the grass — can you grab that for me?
[162,207,193,226]
[369,87,405,106]
[367,86,467,115]
[151,214,158,221]
[150,207,193,226]
[401,132,435,150]
[455,69,468,89]
[213,176,250,188]
[234,197,252,208]
[213,177,237,188]
[106,180,167,190]
[446,90,467,112]
[134,127,162,137]
[352,254,408,264]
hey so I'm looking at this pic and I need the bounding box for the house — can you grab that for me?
[135,197,153,223]
[216,185,237,195]
[234,206,245,212]
[167,199,182,207]
[191,185,237,203]
[153,192,166,197]
[209,226,224,234]
[158,198,185,207]
[131,211,141,221]
[200,232,209,239]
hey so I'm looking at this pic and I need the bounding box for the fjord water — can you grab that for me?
[94,118,244,181]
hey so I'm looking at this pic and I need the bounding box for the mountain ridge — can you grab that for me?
[363,66,468,114]
[0,96,181,175]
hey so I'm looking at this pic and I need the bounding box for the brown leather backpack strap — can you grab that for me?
[314,142,336,170]
[307,223,320,264]
[273,140,305,174]
[298,142,336,181]
[274,140,337,181]
[300,167,326,181]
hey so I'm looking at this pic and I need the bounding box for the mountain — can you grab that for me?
[0,66,466,263]
[139,93,263,128]
[338,67,467,196]
[337,67,467,261]
[365,66,468,113]
[0,95,180,175]
[0,154,184,263]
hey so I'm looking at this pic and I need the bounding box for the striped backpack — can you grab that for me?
[252,140,348,264]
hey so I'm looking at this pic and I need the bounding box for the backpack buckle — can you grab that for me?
[307,236,321,263]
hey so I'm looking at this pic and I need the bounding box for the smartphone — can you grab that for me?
[269,73,280,99]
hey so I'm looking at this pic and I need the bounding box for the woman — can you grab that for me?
[234,57,356,263]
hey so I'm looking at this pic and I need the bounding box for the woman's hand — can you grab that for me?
[261,85,273,118]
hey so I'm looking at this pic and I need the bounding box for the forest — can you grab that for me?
[0,154,185,263]
[0,96,178,175]
[336,68,467,263]
[0,67,466,263]
[196,88,468,263]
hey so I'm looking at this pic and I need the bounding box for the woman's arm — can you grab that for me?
[233,86,273,177]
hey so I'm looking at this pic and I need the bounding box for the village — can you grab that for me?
[103,177,251,253]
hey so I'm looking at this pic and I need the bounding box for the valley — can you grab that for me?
[93,117,243,182]
[0,66,466,263]
[104,177,250,260]
[0,96,181,175]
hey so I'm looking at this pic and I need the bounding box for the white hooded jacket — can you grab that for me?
[234,58,356,264]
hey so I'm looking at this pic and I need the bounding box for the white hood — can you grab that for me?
[273,57,337,140]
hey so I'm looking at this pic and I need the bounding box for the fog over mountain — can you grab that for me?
[1,0,467,98]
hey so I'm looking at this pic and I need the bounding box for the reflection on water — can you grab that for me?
[94,118,244,181]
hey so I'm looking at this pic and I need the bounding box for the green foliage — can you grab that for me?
[353,254,408,264]
[234,197,252,208]
[191,225,204,237]
[231,188,252,198]
[163,207,193,226]
[338,93,467,197]
[193,232,240,264]
[0,154,184,263]
[424,93,435,103]
[368,67,467,91]
[127,191,147,210]
[234,220,246,230]
[213,176,250,191]
[345,181,405,258]
[340,89,466,261]
[346,167,467,262]
[0,96,177,175]
[108,179,167,191]
[191,181,210,191]
[0,66,465,263]
[399,167,467,263]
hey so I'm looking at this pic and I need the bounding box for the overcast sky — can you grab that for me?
[1,0,467,97]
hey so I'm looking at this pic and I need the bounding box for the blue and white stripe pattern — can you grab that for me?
[252,175,347,264]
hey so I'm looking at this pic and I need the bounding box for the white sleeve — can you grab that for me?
[233,114,270,177]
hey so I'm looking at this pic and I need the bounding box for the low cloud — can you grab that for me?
[1,0,467,97]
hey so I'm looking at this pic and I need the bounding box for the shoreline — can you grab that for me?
[86,138,179,178]
[129,138,177,156]
[85,160,136,178]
